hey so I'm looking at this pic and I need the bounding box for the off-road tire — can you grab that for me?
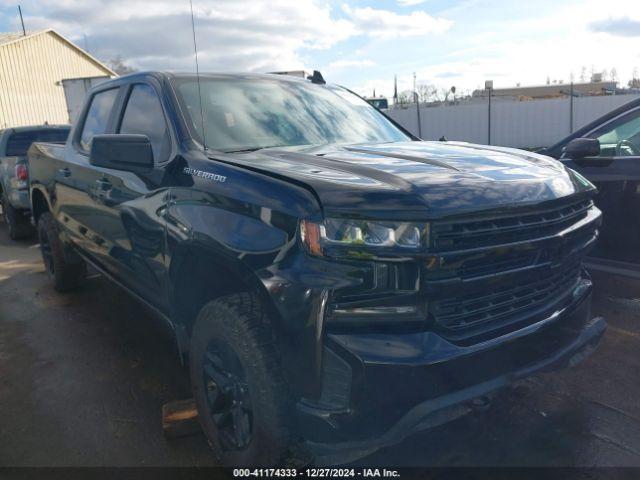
[2,196,34,240]
[37,212,86,291]
[190,293,292,467]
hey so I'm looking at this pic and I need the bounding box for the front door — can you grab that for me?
[82,82,173,312]
[562,106,640,264]
[55,87,121,261]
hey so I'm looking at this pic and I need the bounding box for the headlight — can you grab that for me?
[300,218,429,258]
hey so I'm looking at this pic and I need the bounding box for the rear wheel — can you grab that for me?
[190,293,292,467]
[37,212,86,291]
[2,197,34,240]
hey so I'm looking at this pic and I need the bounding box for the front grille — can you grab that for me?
[432,263,581,340]
[429,197,599,344]
[432,198,593,252]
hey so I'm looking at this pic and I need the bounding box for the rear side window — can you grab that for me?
[6,129,70,156]
[80,88,119,151]
[119,84,170,163]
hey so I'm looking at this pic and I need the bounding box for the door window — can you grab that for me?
[79,88,119,152]
[593,108,640,157]
[119,84,170,164]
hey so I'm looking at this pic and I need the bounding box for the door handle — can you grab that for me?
[92,179,114,205]
[58,167,71,177]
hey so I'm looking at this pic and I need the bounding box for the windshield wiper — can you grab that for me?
[223,145,287,153]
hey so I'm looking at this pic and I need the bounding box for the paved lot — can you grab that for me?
[1,218,640,467]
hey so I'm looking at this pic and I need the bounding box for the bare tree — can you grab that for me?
[579,66,587,82]
[630,68,640,88]
[397,91,413,108]
[629,68,640,89]
[438,87,451,102]
[416,83,438,103]
[107,56,137,76]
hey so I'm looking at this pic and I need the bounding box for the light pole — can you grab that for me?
[485,80,493,145]
[569,80,574,134]
[414,72,422,138]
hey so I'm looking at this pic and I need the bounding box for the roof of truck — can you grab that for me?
[116,71,311,82]
[85,71,322,98]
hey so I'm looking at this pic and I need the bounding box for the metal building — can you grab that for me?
[0,29,115,128]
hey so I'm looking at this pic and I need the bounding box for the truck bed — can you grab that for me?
[27,142,67,195]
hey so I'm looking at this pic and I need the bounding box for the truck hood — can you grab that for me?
[214,141,594,219]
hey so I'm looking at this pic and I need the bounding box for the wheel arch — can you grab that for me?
[168,241,284,356]
[30,186,51,224]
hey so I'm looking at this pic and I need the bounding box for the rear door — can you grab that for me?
[562,106,640,263]
[81,81,173,310]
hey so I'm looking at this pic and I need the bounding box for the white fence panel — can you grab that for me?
[572,95,638,130]
[492,97,569,148]
[387,94,640,149]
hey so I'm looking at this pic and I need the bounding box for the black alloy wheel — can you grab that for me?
[202,340,254,451]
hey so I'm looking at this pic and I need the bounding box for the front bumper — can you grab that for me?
[297,276,605,465]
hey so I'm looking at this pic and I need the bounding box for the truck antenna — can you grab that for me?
[189,0,207,150]
[18,5,26,36]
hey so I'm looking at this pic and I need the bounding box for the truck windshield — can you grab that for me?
[171,77,409,152]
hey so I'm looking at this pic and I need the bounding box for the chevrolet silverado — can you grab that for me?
[28,71,606,467]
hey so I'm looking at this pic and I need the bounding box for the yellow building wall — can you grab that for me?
[0,31,112,128]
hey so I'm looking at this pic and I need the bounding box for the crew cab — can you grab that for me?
[28,71,606,467]
[0,125,69,239]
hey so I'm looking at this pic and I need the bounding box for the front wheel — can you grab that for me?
[190,293,292,467]
[37,212,86,291]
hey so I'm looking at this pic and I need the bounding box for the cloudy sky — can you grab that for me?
[0,0,639,98]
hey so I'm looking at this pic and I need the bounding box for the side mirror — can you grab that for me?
[563,138,600,159]
[90,134,154,173]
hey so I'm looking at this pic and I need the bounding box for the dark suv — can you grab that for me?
[542,97,640,270]
[28,71,605,466]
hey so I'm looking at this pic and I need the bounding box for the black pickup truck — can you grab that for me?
[28,71,606,467]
